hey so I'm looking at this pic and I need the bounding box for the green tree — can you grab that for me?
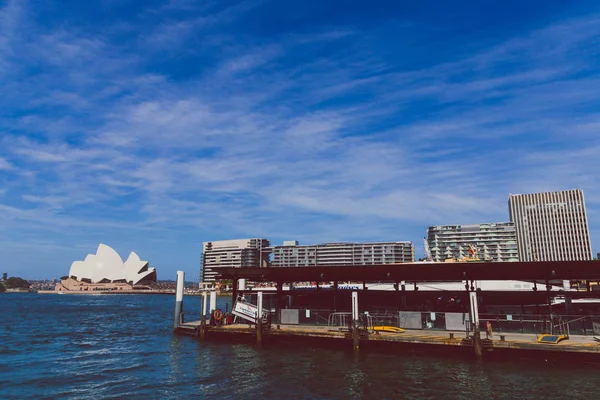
[0,284,5,293]
[4,277,30,289]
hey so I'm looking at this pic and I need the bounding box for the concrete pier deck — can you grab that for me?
[177,321,600,360]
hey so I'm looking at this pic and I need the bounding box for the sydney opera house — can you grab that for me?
[56,244,157,292]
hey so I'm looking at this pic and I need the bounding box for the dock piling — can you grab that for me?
[276,282,283,324]
[352,291,360,351]
[256,291,263,345]
[469,290,483,359]
[232,278,238,310]
[209,290,217,316]
[198,291,208,341]
[173,271,185,330]
[202,292,208,321]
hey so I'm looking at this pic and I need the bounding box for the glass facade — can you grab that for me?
[509,189,593,261]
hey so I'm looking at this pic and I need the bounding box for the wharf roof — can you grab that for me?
[215,260,600,283]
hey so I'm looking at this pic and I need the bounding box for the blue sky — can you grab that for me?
[1,0,600,280]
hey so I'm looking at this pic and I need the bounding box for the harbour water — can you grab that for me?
[2,293,600,399]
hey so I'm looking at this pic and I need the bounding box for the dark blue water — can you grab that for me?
[2,293,600,399]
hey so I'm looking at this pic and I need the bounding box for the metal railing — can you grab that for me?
[274,308,600,336]
[328,312,352,331]
[472,313,600,335]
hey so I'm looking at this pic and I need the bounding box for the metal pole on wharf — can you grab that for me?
[352,291,359,351]
[256,291,263,345]
[173,271,185,330]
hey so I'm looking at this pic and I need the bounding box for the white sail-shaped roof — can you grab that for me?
[68,244,156,285]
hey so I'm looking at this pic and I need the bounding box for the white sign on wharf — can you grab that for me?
[593,321,600,336]
[233,300,268,324]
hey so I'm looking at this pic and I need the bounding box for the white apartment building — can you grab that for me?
[201,238,270,282]
[271,241,414,267]
[427,223,519,262]
[508,189,593,261]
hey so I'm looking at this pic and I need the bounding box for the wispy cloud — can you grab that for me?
[0,157,13,170]
[1,1,600,277]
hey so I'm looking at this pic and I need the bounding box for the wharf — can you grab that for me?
[176,321,600,360]
[171,261,600,362]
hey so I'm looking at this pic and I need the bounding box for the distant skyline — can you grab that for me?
[1,1,600,279]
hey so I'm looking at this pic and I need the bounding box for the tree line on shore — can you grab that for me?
[0,276,31,292]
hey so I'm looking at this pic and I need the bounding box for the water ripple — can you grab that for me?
[2,293,600,400]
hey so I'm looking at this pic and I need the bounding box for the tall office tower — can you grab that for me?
[426,223,518,262]
[508,189,593,261]
[201,238,270,282]
[271,241,414,267]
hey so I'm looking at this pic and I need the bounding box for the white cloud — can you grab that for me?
[22,194,67,209]
[13,148,68,163]
[0,156,13,170]
[2,5,600,277]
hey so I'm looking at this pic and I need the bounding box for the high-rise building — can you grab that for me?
[426,223,518,262]
[271,241,414,267]
[508,189,593,262]
[201,238,270,282]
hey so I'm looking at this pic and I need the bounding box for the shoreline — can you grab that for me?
[37,290,177,295]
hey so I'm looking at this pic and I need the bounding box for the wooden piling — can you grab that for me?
[352,321,360,352]
[473,329,483,359]
[198,319,207,341]
[256,318,263,345]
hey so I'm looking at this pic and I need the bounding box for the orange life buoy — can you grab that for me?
[214,309,223,321]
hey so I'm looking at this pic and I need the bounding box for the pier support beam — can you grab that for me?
[173,271,185,330]
[333,281,338,311]
[232,278,238,307]
[473,329,483,359]
[202,292,208,321]
[198,321,207,341]
[469,290,482,359]
[210,290,217,318]
[198,291,208,340]
[276,282,283,325]
[257,291,263,345]
[352,291,359,352]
